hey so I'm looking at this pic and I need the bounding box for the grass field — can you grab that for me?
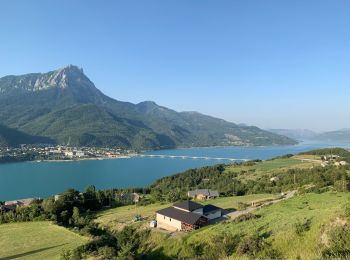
[95,194,278,231]
[254,158,309,171]
[0,221,88,260]
[95,157,323,233]
[144,192,350,259]
[224,157,318,181]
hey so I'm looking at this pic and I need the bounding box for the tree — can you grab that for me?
[60,210,69,225]
[71,207,84,227]
[83,185,99,210]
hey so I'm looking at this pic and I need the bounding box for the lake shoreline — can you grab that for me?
[38,154,138,163]
[1,142,347,201]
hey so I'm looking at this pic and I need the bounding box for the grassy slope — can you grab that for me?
[95,194,278,232]
[0,156,342,259]
[224,157,317,181]
[0,221,88,260]
[146,192,349,259]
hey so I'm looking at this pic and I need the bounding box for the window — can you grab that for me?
[170,218,172,221]
[163,216,165,219]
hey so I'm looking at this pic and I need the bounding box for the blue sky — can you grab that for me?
[1,1,350,131]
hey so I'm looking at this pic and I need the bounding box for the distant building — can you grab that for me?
[121,192,141,203]
[75,151,85,157]
[156,200,222,232]
[5,198,35,207]
[321,155,340,161]
[187,189,219,200]
[0,204,16,212]
[65,150,84,158]
[65,151,74,158]
[1,198,35,212]
[49,149,62,155]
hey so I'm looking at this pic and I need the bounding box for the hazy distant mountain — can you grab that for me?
[313,129,350,143]
[268,129,318,141]
[0,65,297,149]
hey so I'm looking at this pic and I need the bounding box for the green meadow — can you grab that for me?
[224,157,317,181]
[141,192,350,259]
[0,221,88,260]
[95,193,278,232]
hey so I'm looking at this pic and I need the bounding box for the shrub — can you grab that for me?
[294,218,312,236]
[185,233,242,259]
[97,246,117,259]
[345,204,350,220]
[237,233,264,257]
[236,232,282,259]
[234,213,257,223]
[237,202,249,211]
[322,225,350,258]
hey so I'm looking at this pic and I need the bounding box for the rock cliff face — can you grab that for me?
[0,65,87,92]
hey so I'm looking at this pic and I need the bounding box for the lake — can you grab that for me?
[0,141,348,200]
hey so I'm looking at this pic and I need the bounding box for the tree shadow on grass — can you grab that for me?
[0,243,68,260]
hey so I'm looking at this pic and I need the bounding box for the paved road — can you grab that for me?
[225,190,297,220]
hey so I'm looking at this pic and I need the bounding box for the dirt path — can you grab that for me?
[226,190,297,220]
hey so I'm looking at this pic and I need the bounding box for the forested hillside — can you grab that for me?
[0,124,53,147]
[0,65,296,149]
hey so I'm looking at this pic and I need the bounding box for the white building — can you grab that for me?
[65,151,74,158]
[75,151,85,157]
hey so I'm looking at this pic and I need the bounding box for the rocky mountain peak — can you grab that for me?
[0,65,94,93]
[58,65,85,78]
[32,65,86,91]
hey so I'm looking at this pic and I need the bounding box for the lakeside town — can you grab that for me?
[0,145,137,163]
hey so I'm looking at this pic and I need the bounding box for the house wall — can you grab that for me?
[196,194,207,200]
[156,213,182,231]
[205,210,222,220]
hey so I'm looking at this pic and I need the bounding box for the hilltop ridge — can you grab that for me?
[0,66,297,149]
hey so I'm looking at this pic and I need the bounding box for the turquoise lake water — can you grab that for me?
[0,141,348,200]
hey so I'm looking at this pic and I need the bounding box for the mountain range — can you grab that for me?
[268,129,318,141]
[314,129,350,143]
[0,65,296,149]
[269,128,350,143]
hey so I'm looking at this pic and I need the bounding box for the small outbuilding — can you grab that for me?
[149,220,157,228]
[187,189,219,200]
[121,192,141,203]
